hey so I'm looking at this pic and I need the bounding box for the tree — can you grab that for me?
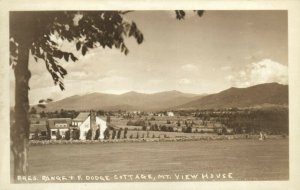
[95,128,100,140]
[65,129,71,140]
[9,10,203,180]
[86,129,92,140]
[56,129,62,140]
[123,127,128,139]
[29,107,37,114]
[117,128,122,139]
[104,128,110,139]
[112,129,116,139]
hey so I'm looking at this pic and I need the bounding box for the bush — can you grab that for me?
[86,129,92,140]
[95,128,100,140]
[104,128,110,139]
[73,129,80,140]
[65,130,70,140]
[117,128,122,139]
[124,128,128,139]
[112,130,116,139]
[56,129,62,140]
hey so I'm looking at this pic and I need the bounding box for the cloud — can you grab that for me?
[221,65,231,71]
[181,64,199,72]
[226,59,288,87]
[178,78,191,85]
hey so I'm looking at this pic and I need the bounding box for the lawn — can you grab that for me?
[17,139,288,182]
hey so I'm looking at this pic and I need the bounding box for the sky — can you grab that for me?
[10,10,288,105]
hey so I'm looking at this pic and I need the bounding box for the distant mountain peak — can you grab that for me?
[177,83,288,110]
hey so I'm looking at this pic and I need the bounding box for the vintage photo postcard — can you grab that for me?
[1,0,300,190]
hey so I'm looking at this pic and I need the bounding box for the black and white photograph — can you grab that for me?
[1,0,300,190]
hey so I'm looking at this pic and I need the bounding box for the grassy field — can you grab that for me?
[15,139,288,182]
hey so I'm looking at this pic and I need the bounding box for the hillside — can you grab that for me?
[36,83,288,111]
[177,83,288,110]
[42,90,203,111]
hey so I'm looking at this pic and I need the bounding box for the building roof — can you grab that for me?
[73,112,90,121]
[48,118,72,129]
[30,124,47,133]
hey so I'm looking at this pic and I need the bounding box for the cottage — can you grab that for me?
[77,112,108,140]
[72,112,90,127]
[48,118,72,140]
[166,112,175,117]
[29,124,48,140]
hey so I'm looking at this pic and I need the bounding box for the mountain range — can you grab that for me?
[39,83,288,111]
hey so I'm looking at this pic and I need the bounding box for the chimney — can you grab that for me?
[90,110,97,140]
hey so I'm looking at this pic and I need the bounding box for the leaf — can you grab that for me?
[136,33,143,44]
[70,53,78,62]
[63,53,69,61]
[82,45,87,56]
[59,82,65,90]
[129,22,137,37]
[86,41,93,48]
[76,42,81,50]
[124,48,129,55]
[53,50,63,59]
[57,65,67,76]
[37,104,46,109]
[46,98,53,102]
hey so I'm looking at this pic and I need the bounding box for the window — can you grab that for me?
[51,131,56,136]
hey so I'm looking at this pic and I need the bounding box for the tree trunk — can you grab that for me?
[11,41,31,181]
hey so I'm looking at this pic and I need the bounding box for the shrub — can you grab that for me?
[95,128,100,140]
[112,129,116,139]
[104,128,110,139]
[86,129,92,140]
[124,128,128,139]
[117,128,122,139]
[65,130,70,140]
[56,129,62,140]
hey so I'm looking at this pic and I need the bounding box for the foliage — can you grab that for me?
[56,129,62,140]
[86,129,92,140]
[73,129,80,140]
[29,107,37,114]
[65,130,70,140]
[126,119,146,127]
[112,129,116,139]
[123,127,128,139]
[95,128,100,140]
[104,128,110,139]
[10,11,145,90]
[117,128,122,139]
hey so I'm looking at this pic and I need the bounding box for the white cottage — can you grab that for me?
[79,115,107,140]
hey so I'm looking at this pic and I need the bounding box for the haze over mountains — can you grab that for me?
[40,83,288,111]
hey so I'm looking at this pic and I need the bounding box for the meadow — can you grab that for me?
[20,139,289,182]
